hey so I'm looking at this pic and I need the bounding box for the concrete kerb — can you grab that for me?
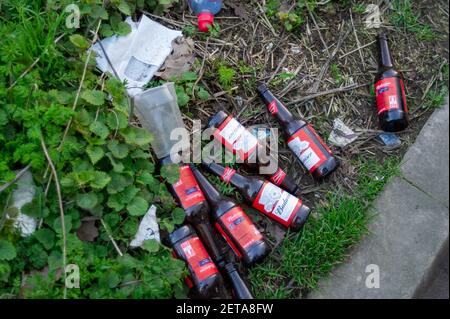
[308,99,449,299]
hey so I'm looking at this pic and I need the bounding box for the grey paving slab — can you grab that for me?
[401,100,449,207]
[308,177,449,299]
[413,238,449,299]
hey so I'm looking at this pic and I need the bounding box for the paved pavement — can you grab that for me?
[308,99,449,299]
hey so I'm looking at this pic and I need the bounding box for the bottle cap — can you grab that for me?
[168,225,194,246]
[257,83,269,94]
[198,12,214,32]
[208,110,229,128]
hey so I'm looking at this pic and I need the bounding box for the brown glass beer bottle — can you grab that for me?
[168,225,223,298]
[203,162,311,231]
[374,33,409,132]
[207,111,299,194]
[258,84,338,179]
[161,158,254,299]
[190,164,269,266]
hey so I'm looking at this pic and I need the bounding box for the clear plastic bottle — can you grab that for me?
[188,0,223,32]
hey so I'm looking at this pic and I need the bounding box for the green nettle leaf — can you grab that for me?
[175,86,190,107]
[197,87,210,100]
[116,21,132,36]
[53,215,73,234]
[75,109,94,126]
[107,172,132,194]
[107,194,125,212]
[106,153,125,173]
[99,270,121,289]
[120,127,153,146]
[0,109,8,126]
[0,240,16,261]
[89,121,110,139]
[76,192,99,210]
[130,149,151,159]
[182,71,198,81]
[117,1,132,15]
[69,34,90,49]
[126,196,149,216]
[172,208,186,225]
[91,5,109,20]
[160,163,180,184]
[81,90,106,106]
[0,262,11,282]
[106,111,128,130]
[86,145,105,164]
[107,140,129,159]
[142,239,160,253]
[137,171,156,186]
[34,229,55,250]
[90,171,112,189]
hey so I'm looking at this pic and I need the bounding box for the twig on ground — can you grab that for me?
[59,20,102,150]
[101,218,124,257]
[40,135,67,299]
[287,82,371,106]
[0,164,31,194]
[309,22,352,93]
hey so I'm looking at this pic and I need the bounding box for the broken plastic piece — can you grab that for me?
[8,171,37,237]
[376,133,402,149]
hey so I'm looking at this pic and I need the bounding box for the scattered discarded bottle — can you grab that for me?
[375,33,409,132]
[162,159,254,299]
[190,164,269,266]
[258,84,338,180]
[207,111,299,195]
[188,0,223,32]
[223,263,253,299]
[168,225,223,298]
[203,162,311,231]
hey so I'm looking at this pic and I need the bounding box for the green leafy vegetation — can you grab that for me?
[0,0,187,299]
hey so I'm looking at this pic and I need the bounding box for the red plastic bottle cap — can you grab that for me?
[198,12,214,32]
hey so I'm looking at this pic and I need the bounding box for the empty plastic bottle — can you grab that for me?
[188,0,223,32]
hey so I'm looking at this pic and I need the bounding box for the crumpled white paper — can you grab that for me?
[130,205,160,248]
[8,171,37,237]
[329,118,360,147]
[92,15,182,97]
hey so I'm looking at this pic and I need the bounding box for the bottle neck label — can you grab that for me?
[268,100,278,115]
[375,77,408,115]
[269,168,287,186]
[180,237,219,282]
[216,207,263,254]
[173,165,206,209]
[287,125,331,173]
[214,116,259,161]
[220,167,236,183]
[252,181,301,227]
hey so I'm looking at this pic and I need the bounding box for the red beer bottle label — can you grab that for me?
[375,77,408,115]
[220,167,236,183]
[180,237,219,282]
[252,181,302,227]
[215,207,263,257]
[213,116,259,161]
[173,165,206,209]
[287,126,329,173]
[270,168,287,186]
